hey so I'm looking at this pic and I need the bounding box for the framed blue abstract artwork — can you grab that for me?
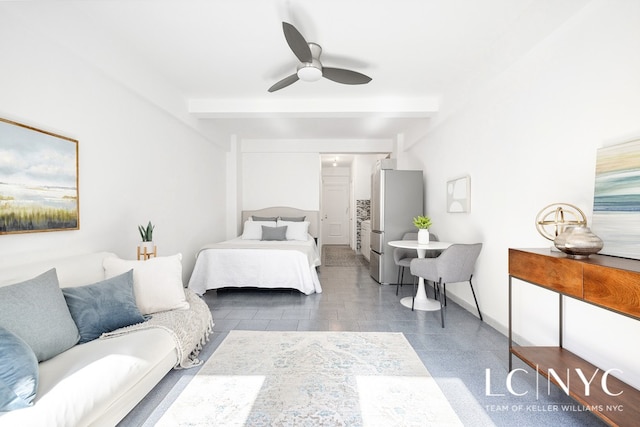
[591,139,640,260]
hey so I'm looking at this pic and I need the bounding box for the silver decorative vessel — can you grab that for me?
[553,226,604,259]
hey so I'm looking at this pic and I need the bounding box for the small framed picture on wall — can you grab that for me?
[447,175,470,213]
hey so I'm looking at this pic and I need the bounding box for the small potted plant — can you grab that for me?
[412,215,432,244]
[138,221,155,253]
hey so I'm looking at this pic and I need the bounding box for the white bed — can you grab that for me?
[187,208,322,295]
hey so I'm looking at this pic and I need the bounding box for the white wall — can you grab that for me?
[237,140,393,237]
[241,152,320,211]
[406,0,640,388]
[239,152,379,248]
[352,154,382,200]
[0,11,227,281]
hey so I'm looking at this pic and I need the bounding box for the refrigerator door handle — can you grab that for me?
[371,231,384,254]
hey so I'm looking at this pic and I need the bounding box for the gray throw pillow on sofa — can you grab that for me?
[261,225,288,241]
[0,326,38,411]
[62,270,145,343]
[0,269,80,362]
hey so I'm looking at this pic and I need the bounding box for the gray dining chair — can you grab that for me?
[393,231,438,295]
[409,243,482,327]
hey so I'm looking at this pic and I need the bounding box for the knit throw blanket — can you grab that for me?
[101,289,214,369]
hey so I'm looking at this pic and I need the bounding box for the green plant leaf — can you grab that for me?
[412,216,432,229]
[138,221,155,241]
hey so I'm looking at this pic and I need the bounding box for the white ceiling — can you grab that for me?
[4,0,588,147]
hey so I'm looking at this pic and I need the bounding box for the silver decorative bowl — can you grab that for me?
[553,226,604,259]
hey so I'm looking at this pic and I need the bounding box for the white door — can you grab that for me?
[321,177,350,245]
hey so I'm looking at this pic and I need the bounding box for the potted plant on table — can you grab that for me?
[138,221,155,254]
[412,216,432,244]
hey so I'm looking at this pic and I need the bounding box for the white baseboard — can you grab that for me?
[444,293,535,347]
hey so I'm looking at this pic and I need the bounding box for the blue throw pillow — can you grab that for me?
[0,326,38,412]
[0,269,80,362]
[62,270,145,343]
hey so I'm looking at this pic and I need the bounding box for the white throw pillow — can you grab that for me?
[277,220,310,241]
[103,254,189,315]
[241,220,276,240]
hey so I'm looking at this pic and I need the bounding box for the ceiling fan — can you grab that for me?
[268,22,372,92]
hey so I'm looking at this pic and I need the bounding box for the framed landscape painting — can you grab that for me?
[591,139,640,260]
[0,118,79,234]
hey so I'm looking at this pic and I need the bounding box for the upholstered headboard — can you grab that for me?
[242,207,319,238]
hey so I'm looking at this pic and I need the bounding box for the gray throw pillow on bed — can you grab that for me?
[62,270,145,343]
[280,216,306,222]
[0,269,80,362]
[261,225,288,241]
[252,215,278,222]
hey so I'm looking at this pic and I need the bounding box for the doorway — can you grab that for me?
[321,175,350,246]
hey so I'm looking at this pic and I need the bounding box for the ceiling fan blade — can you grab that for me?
[282,22,312,63]
[322,67,372,85]
[321,53,370,69]
[268,73,299,92]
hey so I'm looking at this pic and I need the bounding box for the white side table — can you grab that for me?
[387,240,451,311]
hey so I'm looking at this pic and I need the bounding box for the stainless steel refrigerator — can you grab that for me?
[369,166,424,284]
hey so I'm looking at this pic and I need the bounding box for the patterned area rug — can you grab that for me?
[156,331,462,426]
[322,245,369,267]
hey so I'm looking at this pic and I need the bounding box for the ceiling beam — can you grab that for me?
[241,138,394,153]
[188,97,439,119]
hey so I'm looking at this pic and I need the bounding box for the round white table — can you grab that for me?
[387,240,452,311]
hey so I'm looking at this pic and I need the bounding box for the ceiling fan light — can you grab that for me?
[297,64,322,82]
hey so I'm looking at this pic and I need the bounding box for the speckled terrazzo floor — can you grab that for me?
[120,245,605,427]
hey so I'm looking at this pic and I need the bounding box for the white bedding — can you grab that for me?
[187,236,322,295]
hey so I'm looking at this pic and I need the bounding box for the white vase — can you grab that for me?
[139,241,154,253]
[417,229,430,244]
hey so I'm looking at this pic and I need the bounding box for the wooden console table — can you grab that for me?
[508,248,640,427]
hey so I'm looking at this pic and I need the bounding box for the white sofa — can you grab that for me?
[0,252,194,427]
